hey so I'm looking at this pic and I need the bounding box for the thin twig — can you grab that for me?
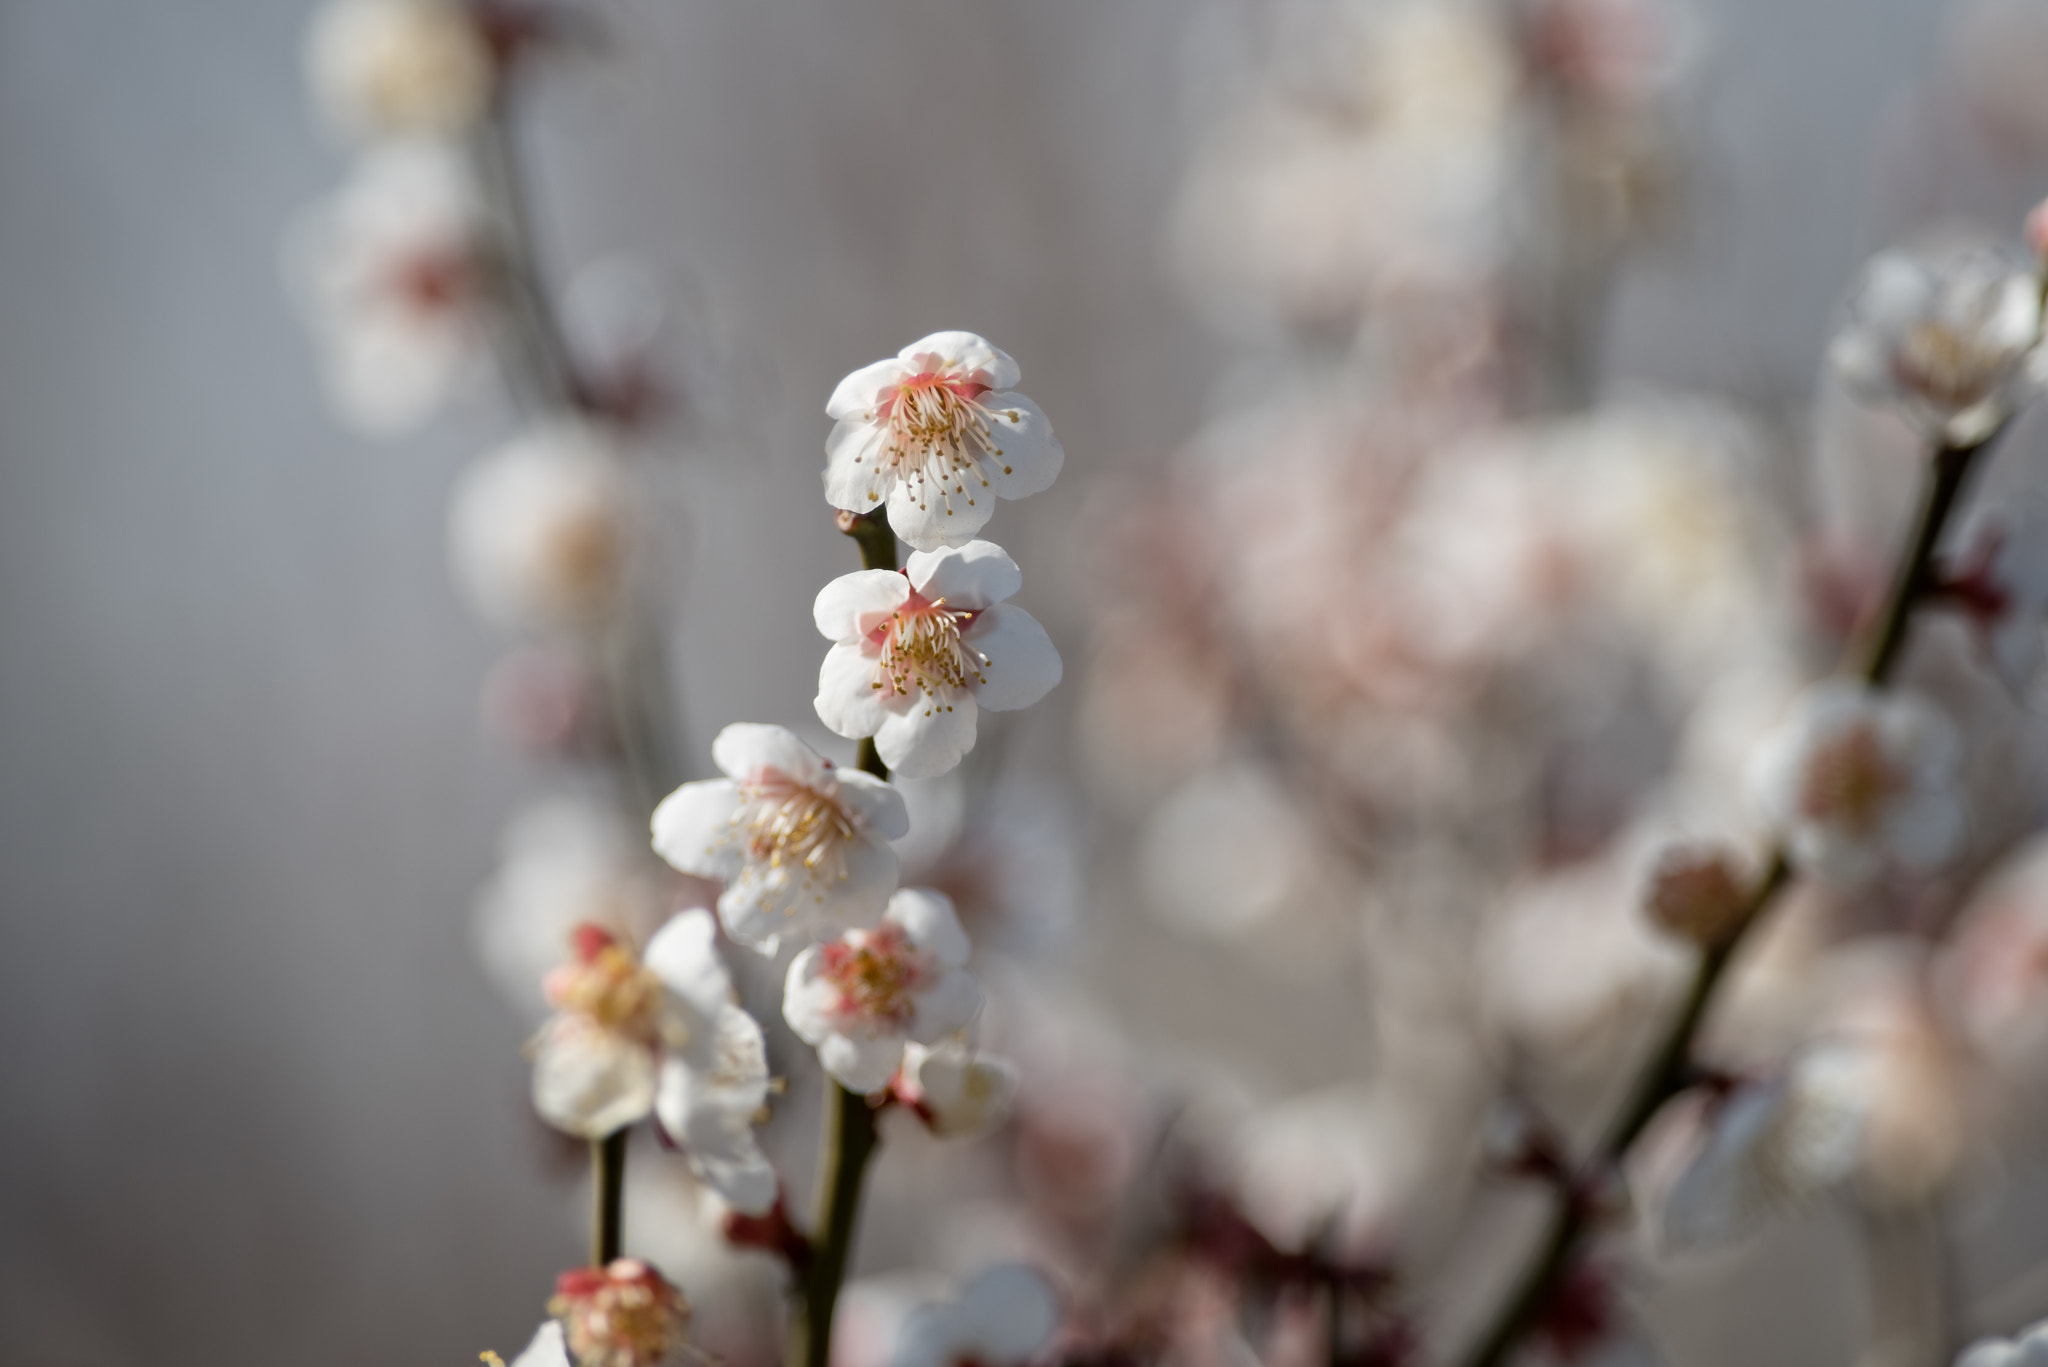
[592,1128,627,1267]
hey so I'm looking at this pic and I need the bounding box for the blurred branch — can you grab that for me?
[591,1128,627,1267]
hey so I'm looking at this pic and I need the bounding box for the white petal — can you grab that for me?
[825,418,891,512]
[956,1264,1061,1362]
[909,1043,1018,1139]
[1828,332,1893,398]
[887,888,971,966]
[897,331,1018,390]
[712,722,831,787]
[1659,1083,1784,1253]
[836,770,911,839]
[827,356,908,421]
[644,909,732,1021]
[819,1029,907,1094]
[650,779,744,878]
[782,945,841,1045]
[963,604,1062,712]
[815,569,910,642]
[509,1320,574,1367]
[531,1016,656,1138]
[1856,253,1936,328]
[910,968,984,1043]
[654,1009,778,1216]
[826,831,902,927]
[905,539,1022,610]
[886,475,992,554]
[876,693,981,779]
[978,393,1063,501]
[816,641,893,741]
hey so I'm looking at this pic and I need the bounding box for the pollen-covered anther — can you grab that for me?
[729,776,858,884]
[550,1258,692,1367]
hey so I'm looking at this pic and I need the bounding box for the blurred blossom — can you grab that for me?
[784,888,984,1095]
[481,645,613,758]
[549,1257,693,1367]
[650,724,909,955]
[1957,1317,2048,1367]
[449,421,634,634]
[472,795,671,1021]
[1136,760,1339,945]
[1643,845,1750,949]
[1748,682,1964,885]
[1829,248,2046,448]
[890,1264,1062,1367]
[622,1166,785,1367]
[898,1037,1019,1140]
[286,142,497,433]
[813,540,1061,779]
[305,0,495,141]
[1940,838,2048,1105]
[1942,505,2048,698]
[824,332,1064,553]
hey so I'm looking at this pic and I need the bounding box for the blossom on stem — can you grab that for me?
[528,912,775,1214]
[895,1037,1019,1138]
[547,1258,692,1367]
[1748,682,1964,884]
[813,540,1062,778]
[892,1265,1061,1367]
[784,889,983,1094]
[286,143,496,434]
[1829,248,2046,447]
[305,0,494,141]
[449,422,631,635]
[824,332,1063,553]
[1957,1317,2048,1367]
[651,724,908,953]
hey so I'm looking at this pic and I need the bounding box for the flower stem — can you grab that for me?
[1454,434,1993,1367]
[789,1078,882,1367]
[591,1128,627,1267]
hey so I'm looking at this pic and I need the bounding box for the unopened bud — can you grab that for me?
[1644,845,1749,948]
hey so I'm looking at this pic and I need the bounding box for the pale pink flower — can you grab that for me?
[305,0,493,141]
[650,724,909,953]
[824,333,1063,553]
[784,889,983,1094]
[891,1265,1061,1367]
[813,540,1061,778]
[1748,682,1964,884]
[549,1259,692,1367]
[897,1037,1019,1139]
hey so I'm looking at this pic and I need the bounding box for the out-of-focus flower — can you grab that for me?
[1940,838,2048,1101]
[784,888,983,1094]
[891,1264,1061,1367]
[1940,507,2048,697]
[1829,249,2045,447]
[650,724,909,954]
[896,1037,1019,1139]
[287,143,496,433]
[1956,1317,2048,1367]
[1136,761,1334,943]
[449,422,632,634]
[1748,682,1964,885]
[473,796,670,1022]
[1657,1047,1872,1251]
[549,1258,692,1367]
[813,540,1061,779]
[1642,845,1750,949]
[529,913,775,1213]
[824,332,1063,553]
[481,646,612,758]
[305,0,494,141]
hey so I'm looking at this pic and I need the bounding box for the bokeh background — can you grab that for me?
[1,1,2041,1363]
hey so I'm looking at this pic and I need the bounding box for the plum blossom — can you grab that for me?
[1941,507,2048,697]
[896,1037,1019,1138]
[651,724,908,953]
[287,143,496,433]
[784,889,983,1094]
[449,422,633,634]
[892,1265,1061,1367]
[813,540,1061,778]
[824,332,1063,553]
[528,912,776,1214]
[1957,1318,2048,1367]
[305,0,494,141]
[1748,682,1964,884]
[549,1259,692,1367]
[1829,248,2046,447]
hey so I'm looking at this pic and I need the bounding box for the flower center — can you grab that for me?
[863,372,1022,514]
[875,591,985,703]
[1895,319,2009,409]
[735,772,858,883]
[545,929,665,1044]
[552,1259,691,1367]
[821,923,927,1026]
[385,244,477,317]
[1799,723,1903,834]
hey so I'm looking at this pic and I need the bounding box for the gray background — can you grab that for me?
[0,0,2023,1362]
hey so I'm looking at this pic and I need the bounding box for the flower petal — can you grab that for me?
[886,474,993,554]
[963,604,1061,712]
[650,779,744,878]
[531,1016,656,1138]
[887,888,971,966]
[978,392,1063,501]
[906,539,1022,610]
[782,945,840,1045]
[827,356,907,421]
[897,331,1018,390]
[836,770,911,839]
[816,640,893,741]
[712,722,832,787]
[644,909,732,1022]
[509,1320,574,1367]
[818,1030,906,1095]
[816,569,910,642]
[825,418,891,512]
[876,692,981,779]
[910,968,984,1043]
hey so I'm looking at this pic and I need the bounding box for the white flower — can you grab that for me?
[1748,682,1964,884]
[1945,507,2048,697]
[305,0,494,141]
[892,1265,1061,1367]
[528,912,776,1214]
[1829,248,2046,447]
[1658,1047,1873,1252]
[813,540,1062,778]
[549,1258,693,1367]
[286,143,495,434]
[898,1037,1018,1138]
[785,889,983,1094]
[651,724,909,954]
[824,332,1063,553]
[1957,1318,2048,1367]
[449,422,632,634]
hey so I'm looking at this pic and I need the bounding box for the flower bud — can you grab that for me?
[1644,845,1749,948]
